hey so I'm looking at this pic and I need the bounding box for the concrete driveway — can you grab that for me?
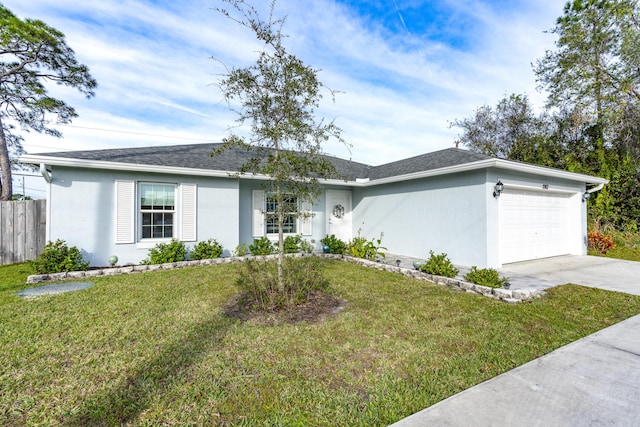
[498,255,640,296]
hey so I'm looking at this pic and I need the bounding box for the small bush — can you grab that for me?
[233,243,249,257]
[29,239,89,274]
[190,239,223,260]
[283,235,303,254]
[142,239,187,265]
[420,251,459,278]
[346,233,386,260]
[464,266,509,288]
[300,239,314,254]
[249,237,275,255]
[588,232,616,254]
[320,234,346,254]
[235,256,329,310]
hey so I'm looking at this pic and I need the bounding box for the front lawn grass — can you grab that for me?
[2,260,640,425]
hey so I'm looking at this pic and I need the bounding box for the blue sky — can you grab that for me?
[5,0,564,179]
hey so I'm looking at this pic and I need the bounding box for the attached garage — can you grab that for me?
[499,188,579,265]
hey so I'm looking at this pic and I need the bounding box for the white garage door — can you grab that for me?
[500,189,572,264]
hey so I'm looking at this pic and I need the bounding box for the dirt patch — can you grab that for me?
[223,291,347,325]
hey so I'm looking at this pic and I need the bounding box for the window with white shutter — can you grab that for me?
[116,181,198,244]
[253,190,311,236]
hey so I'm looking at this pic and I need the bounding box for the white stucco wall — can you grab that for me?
[352,170,490,267]
[47,167,239,266]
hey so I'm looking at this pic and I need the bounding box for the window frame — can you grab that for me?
[138,182,177,241]
[265,193,298,236]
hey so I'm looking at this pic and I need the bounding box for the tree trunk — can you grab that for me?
[0,116,13,201]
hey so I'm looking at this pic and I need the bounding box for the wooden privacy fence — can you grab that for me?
[0,200,46,265]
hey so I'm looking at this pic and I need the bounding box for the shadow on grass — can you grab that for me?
[64,313,235,425]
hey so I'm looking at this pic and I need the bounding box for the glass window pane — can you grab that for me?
[141,184,153,209]
[165,190,174,210]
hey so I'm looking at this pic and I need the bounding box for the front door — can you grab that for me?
[326,190,352,242]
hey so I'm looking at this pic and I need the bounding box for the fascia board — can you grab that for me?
[355,159,608,187]
[492,159,609,184]
[20,154,608,187]
[19,154,356,185]
[19,155,237,179]
[353,159,498,186]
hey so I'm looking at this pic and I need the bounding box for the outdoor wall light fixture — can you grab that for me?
[493,180,504,198]
[582,191,591,202]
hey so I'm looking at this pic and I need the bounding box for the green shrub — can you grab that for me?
[190,238,224,260]
[420,251,459,278]
[464,266,509,288]
[320,234,346,254]
[233,242,249,257]
[142,239,187,265]
[249,237,275,255]
[29,239,90,274]
[235,256,329,310]
[283,235,303,254]
[300,239,314,254]
[346,233,386,260]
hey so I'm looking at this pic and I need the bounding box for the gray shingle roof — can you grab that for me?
[29,144,492,182]
[368,148,492,180]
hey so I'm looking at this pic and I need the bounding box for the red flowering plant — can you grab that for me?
[588,232,616,254]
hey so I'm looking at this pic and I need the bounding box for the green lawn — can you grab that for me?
[1,260,639,426]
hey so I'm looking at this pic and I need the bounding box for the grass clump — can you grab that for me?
[28,239,89,274]
[464,266,509,288]
[420,250,459,277]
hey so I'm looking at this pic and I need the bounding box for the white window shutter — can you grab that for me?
[180,183,197,241]
[300,200,312,236]
[115,180,135,244]
[252,190,265,237]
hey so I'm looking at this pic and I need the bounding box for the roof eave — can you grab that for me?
[362,158,608,186]
[19,154,237,179]
[19,154,608,187]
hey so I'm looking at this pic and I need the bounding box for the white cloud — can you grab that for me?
[4,0,565,166]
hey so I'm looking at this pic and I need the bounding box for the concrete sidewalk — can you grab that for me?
[391,313,640,426]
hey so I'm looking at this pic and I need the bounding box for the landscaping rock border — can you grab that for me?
[26,253,543,303]
[326,255,544,303]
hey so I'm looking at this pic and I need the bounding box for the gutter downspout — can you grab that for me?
[586,182,605,195]
[39,163,51,183]
[39,163,52,242]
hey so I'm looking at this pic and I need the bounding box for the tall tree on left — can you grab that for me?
[0,4,97,200]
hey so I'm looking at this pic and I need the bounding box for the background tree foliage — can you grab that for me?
[453,0,640,230]
[214,0,345,291]
[0,4,96,201]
